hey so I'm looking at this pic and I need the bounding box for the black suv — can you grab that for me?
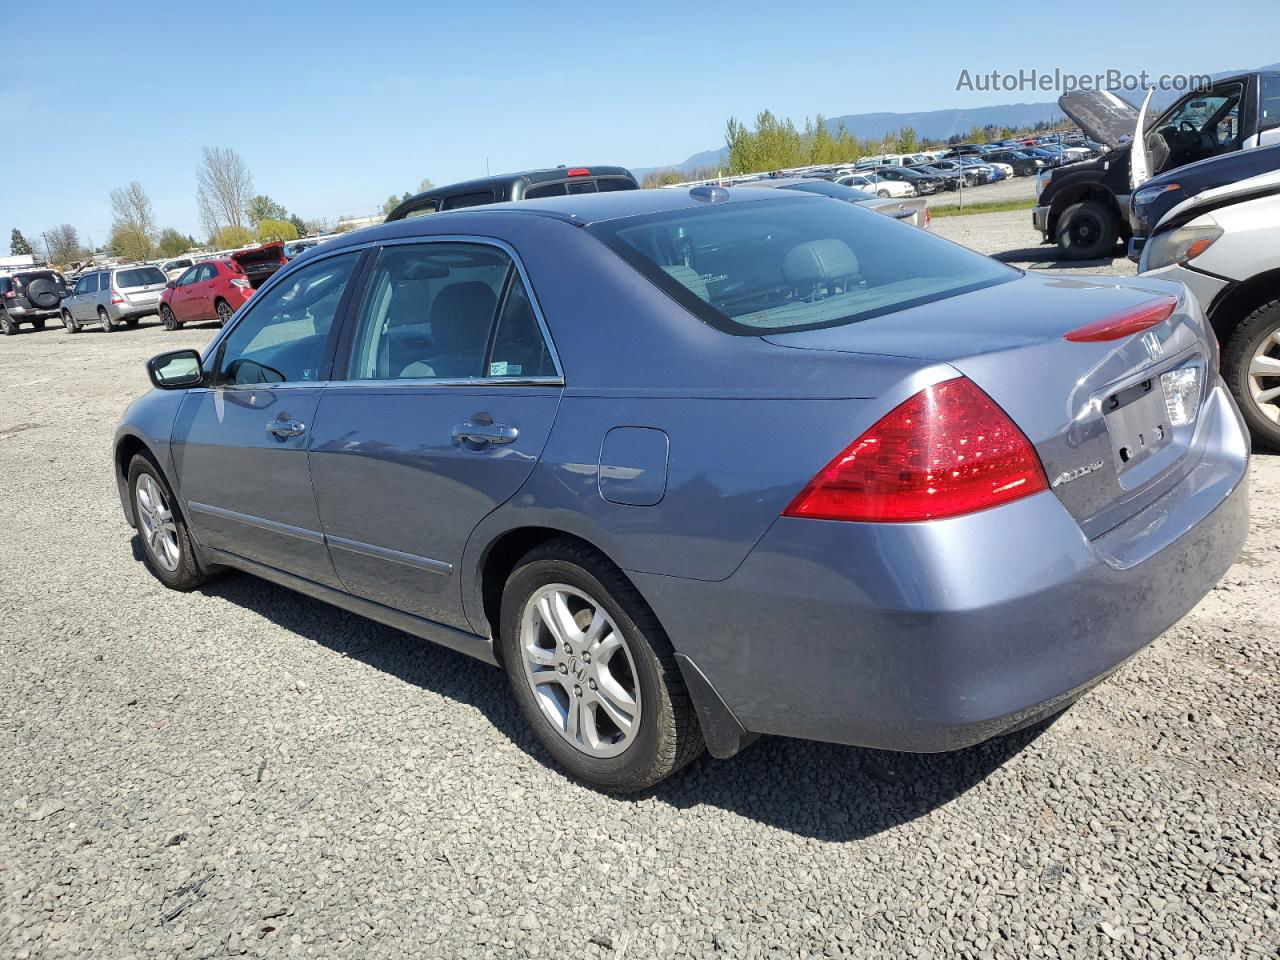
[385,165,638,221]
[0,269,68,335]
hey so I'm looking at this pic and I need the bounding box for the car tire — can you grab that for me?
[0,311,16,336]
[1222,298,1280,451]
[1055,200,1118,260]
[62,311,79,334]
[877,190,890,198]
[498,537,704,792]
[160,305,180,331]
[32,318,46,331]
[127,453,207,592]
[215,299,233,327]
[126,317,139,328]
[98,308,113,333]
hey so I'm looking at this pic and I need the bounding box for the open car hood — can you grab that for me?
[1058,91,1140,149]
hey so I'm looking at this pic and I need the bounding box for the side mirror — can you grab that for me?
[165,280,176,289]
[147,349,204,390]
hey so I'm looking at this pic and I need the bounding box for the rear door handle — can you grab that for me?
[266,418,306,438]
[452,420,518,446]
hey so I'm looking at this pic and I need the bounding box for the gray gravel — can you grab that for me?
[931,207,1136,278]
[2,286,1278,958]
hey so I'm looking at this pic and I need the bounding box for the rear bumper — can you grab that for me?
[108,301,161,321]
[635,383,1248,754]
[4,304,62,320]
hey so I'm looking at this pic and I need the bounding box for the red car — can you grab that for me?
[158,243,287,330]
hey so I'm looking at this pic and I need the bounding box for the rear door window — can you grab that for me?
[441,191,495,210]
[346,243,511,380]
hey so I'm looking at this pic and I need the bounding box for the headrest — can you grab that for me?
[429,282,497,353]
[782,239,860,285]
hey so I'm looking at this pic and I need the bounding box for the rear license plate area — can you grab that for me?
[1105,378,1169,472]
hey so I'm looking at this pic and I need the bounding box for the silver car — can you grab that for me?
[61,264,169,333]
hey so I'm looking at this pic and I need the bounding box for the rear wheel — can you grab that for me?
[1055,200,1118,260]
[62,310,79,334]
[98,308,113,333]
[215,299,233,327]
[1223,298,1280,450]
[0,311,16,336]
[499,538,704,792]
[160,305,180,331]
[125,316,139,328]
[127,454,207,591]
[32,318,46,331]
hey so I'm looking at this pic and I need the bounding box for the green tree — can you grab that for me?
[380,194,401,217]
[245,195,289,228]
[288,214,307,237]
[210,225,255,249]
[418,177,435,193]
[9,229,33,256]
[109,225,153,261]
[256,218,299,243]
[895,126,919,153]
[156,228,190,258]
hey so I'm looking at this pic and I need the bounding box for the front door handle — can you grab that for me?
[266,418,306,439]
[452,420,518,446]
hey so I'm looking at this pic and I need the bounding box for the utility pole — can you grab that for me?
[40,232,51,265]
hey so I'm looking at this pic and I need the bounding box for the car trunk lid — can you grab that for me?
[230,242,287,289]
[763,271,1214,538]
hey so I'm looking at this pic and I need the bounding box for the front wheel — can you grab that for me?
[62,311,78,334]
[32,318,46,331]
[1055,199,1119,260]
[98,308,113,333]
[1223,298,1280,450]
[877,190,890,198]
[127,454,207,591]
[499,538,704,792]
[125,316,139,328]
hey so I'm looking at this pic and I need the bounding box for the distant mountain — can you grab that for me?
[633,63,1280,179]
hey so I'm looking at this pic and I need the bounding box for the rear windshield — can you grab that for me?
[587,196,1016,335]
[116,267,166,288]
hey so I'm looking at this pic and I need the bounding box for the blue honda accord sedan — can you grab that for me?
[114,186,1249,792]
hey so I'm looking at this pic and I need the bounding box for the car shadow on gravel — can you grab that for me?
[991,243,1126,270]
[175,545,1060,842]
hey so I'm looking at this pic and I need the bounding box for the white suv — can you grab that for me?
[1139,168,1280,447]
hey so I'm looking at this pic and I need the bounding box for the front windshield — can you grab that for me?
[587,195,1016,336]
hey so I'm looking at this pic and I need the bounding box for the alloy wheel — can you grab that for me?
[217,301,232,326]
[135,474,181,572]
[1248,327,1280,425]
[98,309,112,333]
[519,584,641,759]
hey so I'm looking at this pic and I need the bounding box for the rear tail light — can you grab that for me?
[2,290,13,299]
[1161,365,1202,426]
[1063,297,1176,342]
[229,278,251,289]
[110,288,125,304]
[783,378,1048,523]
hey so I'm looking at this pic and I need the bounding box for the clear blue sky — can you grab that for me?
[3,0,1277,250]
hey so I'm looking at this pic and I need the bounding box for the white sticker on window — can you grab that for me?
[489,361,522,376]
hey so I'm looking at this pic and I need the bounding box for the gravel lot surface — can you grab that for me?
[931,207,1136,277]
[2,234,1277,959]
[922,174,1035,210]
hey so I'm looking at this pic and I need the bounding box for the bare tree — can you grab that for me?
[44,224,83,265]
[108,181,157,260]
[196,146,254,239]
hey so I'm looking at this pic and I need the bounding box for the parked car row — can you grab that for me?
[0,243,291,336]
